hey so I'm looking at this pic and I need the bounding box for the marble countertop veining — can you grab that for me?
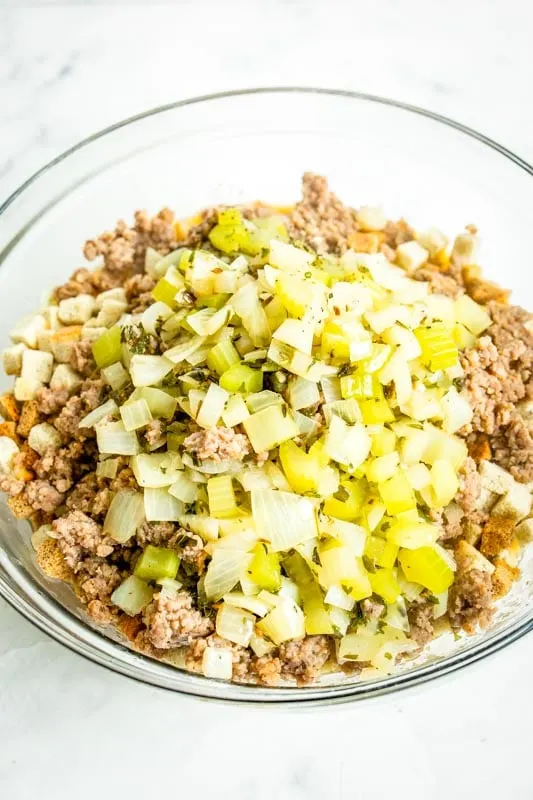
[1,2,533,798]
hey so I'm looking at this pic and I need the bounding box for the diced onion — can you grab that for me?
[130,452,183,487]
[96,421,140,455]
[79,398,118,429]
[251,489,318,552]
[104,490,145,543]
[129,355,173,387]
[144,487,184,521]
[216,604,255,646]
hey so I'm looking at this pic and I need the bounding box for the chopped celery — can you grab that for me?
[279,440,321,494]
[207,475,238,518]
[243,404,299,453]
[321,321,350,361]
[386,519,439,549]
[197,293,231,310]
[246,543,281,591]
[284,552,333,635]
[364,536,398,569]
[366,452,400,483]
[318,544,372,600]
[92,326,122,369]
[398,546,455,594]
[359,398,394,424]
[369,569,401,604]
[430,459,459,506]
[323,479,366,521]
[371,428,397,457]
[111,575,153,616]
[219,363,263,393]
[454,294,491,335]
[414,324,458,371]
[196,382,228,428]
[288,376,321,411]
[206,340,241,376]
[378,472,416,515]
[134,545,180,581]
[340,372,382,400]
[218,208,243,226]
[245,390,284,413]
[322,400,362,425]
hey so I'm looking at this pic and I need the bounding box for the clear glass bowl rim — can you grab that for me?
[1,86,532,705]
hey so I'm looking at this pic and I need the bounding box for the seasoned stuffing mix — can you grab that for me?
[2,173,532,685]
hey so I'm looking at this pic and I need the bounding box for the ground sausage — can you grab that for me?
[53,510,115,570]
[277,635,332,684]
[183,427,250,462]
[142,591,213,649]
[288,173,358,255]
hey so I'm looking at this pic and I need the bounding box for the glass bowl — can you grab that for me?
[1,88,532,704]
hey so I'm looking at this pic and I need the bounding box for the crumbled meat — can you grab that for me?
[79,378,106,411]
[124,272,157,302]
[83,208,178,278]
[182,208,219,247]
[289,173,358,255]
[183,427,250,462]
[461,303,533,483]
[53,510,115,569]
[65,472,112,517]
[0,474,24,496]
[456,457,481,513]
[277,635,331,684]
[109,465,137,492]
[176,534,207,576]
[142,591,213,649]
[253,654,282,685]
[383,218,415,248]
[68,341,95,377]
[437,502,464,540]
[448,541,494,632]
[34,441,87,493]
[407,601,434,646]
[55,268,99,301]
[86,599,117,624]
[414,265,463,298]
[136,521,178,548]
[54,396,85,441]
[143,419,166,450]
[24,479,64,513]
[35,387,70,416]
[76,556,122,603]
[360,597,385,619]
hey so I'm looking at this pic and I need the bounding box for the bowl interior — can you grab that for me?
[1,89,533,702]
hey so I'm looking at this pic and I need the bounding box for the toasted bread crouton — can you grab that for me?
[117,614,144,642]
[0,421,18,444]
[492,482,531,521]
[515,518,533,542]
[8,494,34,519]
[35,537,74,582]
[16,401,41,438]
[481,516,516,557]
[491,558,520,599]
[347,231,382,254]
[0,393,20,423]
[468,435,492,463]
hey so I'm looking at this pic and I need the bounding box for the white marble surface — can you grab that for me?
[1,1,533,797]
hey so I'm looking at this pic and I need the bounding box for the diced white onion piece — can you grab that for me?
[257,597,305,645]
[325,584,356,611]
[111,575,153,616]
[80,398,119,429]
[269,240,314,270]
[319,516,367,556]
[216,604,255,646]
[249,633,275,658]
[130,452,183,487]
[104,490,145,543]
[120,398,153,431]
[454,294,491,334]
[168,474,199,504]
[204,549,252,601]
[178,514,219,541]
[222,394,250,427]
[202,646,233,680]
[323,416,370,469]
[141,301,173,334]
[273,318,314,355]
[230,281,271,348]
[139,387,177,419]
[196,382,229,429]
[293,411,319,439]
[328,606,351,636]
[396,241,429,273]
[144,487,184,522]
[222,592,270,617]
[441,388,473,433]
[96,421,140,455]
[101,361,129,391]
[187,306,230,336]
[320,376,342,403]
[288,376,321,411]
[129,354,173,387]
[251,489,318,552]
[385,597,410,632]
[323,400,362,425]
[237,466,273,491]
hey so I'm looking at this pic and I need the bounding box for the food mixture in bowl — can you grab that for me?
[1,173,532,686]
